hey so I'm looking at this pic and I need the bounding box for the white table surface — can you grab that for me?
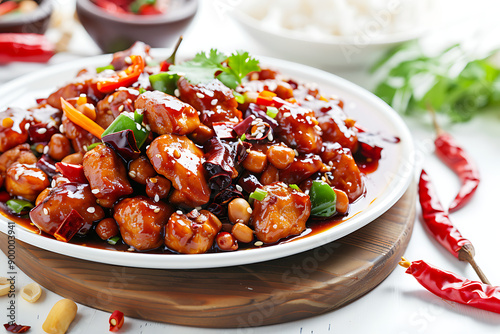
[1,1,500,333]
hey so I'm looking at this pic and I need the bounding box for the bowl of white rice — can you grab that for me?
[233,0,436,69]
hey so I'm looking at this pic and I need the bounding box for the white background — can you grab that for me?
[1,0,500,333]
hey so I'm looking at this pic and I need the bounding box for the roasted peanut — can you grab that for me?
[260,164,279,185]
[266,144,295,169]
[231,223,254,243]
[20,282,42,303]
[61,152,84,165]
[334,189,349,214]
[216,232,238,251]
[242,150,267,173]
[228,198,252,225]
[48,134,72,161]
[128,156,156,185]
[0,277,10,296]
[95,218,119,240]
[42,299,78,334]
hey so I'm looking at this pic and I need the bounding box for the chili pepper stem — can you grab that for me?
[458,245,491,285]
[427,105,445,137]
[167,35,183,65]
[398,257,411,269]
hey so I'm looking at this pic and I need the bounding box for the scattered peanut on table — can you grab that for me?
[42,299,78,334]
[20,282,42,303]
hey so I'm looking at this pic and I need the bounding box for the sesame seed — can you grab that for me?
[107,95,114,103]
[256,133,263,139]
[126,99,132,104]
[43,208,48,215]
[211,99,218,106]
[43,146,49,154]
[118,105,124,112]
[125,56,132,64]
[154,194,160,202]
[305,95,314,101]
[146,145,150,150]
[87,207,95,213]
[236,185,243,192]
[59,124,65,133]
[83,145,88,152]
[247,207,253,214]
[24,123,30,130]
[136,124,141,131]
[314,125,322,132]
[155,154,161,159]
[128,171,136,178]
[195,206,202,210]
[91,188,100,194]
[294,149,299,156]
[176,210,183,215]
[51,180,55,188]
[283,112,291,118]
[36,128,47,134]
[128,247,135,252]
[174,89,180,97]
[154,207,160,213]
[268,132,274,141]
[254,241,263,247]
[145,124,151,131]
[196,92,205,99]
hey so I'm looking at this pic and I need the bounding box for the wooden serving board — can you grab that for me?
[0,182,415,328]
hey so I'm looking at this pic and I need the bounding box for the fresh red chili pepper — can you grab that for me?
[92,0,128,14]
[0,1,19,16]
[3,323,31,333]
[97,55,145,93]
[418,169,470,258]
[432,115,480,212]
[0,191,11,202]
[109,310,125,332]
[399,258,500,314]
[0,33,55,64]
[418,169,490,284]
[55,162,88,184]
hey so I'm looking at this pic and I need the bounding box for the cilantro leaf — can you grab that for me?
[168,49,260,90]
[372,43,500,122]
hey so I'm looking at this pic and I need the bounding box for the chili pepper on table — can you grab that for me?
[109,310,125,332]
[96,55,145,93]
[419,169,490,284]
[399,258,500,314]
[0,33,55,64]
[0,1,18,16]
[431,111,480,212]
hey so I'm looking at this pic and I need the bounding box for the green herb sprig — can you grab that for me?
[372,42,500,122]
[168,49,260,90]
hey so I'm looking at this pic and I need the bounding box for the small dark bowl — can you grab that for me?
[76,0,198,53]
[0,0,53,34]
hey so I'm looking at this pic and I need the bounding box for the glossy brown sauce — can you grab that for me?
[0,117,399,255]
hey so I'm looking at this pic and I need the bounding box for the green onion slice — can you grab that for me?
[96,65,114,73]
[233,91,245,104]
[266,106,279,118]
[249,188,268,201]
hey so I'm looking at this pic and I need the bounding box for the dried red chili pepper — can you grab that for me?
[418,169,490,284]
[3,323,31,333]
[109,310,125,332]
[0,34,55,64]
[399,258,500,314]
[431,115,480,212]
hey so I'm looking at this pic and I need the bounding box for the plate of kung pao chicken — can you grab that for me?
[0,42,413,268]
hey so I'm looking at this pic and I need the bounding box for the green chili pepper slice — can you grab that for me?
[101,113,149,149]
[6,199,34,214]
[149,72,178,95]
[309,180,337,217]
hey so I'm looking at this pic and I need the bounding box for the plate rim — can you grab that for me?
[0,51,414,269]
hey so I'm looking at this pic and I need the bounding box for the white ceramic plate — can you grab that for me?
[0,50,414,269]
